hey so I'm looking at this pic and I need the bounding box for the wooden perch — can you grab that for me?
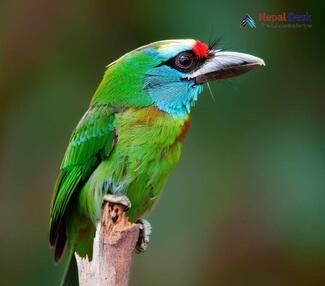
[75,200,140,286]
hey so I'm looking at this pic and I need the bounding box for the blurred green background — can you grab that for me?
[0,0,324,285]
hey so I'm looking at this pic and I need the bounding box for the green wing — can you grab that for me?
[49,103,116,261]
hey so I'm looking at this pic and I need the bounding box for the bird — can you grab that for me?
[49,39,264,285]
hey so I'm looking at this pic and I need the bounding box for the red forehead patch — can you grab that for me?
[192,40,209,58]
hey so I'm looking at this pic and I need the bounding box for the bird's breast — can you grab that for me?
[112,107,190,218]
[114,107,190,149]
[83,107,191,221]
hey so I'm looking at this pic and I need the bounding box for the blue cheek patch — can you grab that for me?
[144,65,204,117]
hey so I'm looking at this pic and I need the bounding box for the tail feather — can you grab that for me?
[61,249,79,286]
[53,219,68,262]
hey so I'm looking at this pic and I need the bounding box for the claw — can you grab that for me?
[103,194,131,211]
[136,219,152,252]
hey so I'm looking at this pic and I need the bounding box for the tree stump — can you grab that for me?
[75,200,140,286]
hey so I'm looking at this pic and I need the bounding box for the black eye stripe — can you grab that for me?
[158,50,202,73]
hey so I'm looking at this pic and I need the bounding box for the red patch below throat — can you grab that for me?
[192,40,209,58]
[176,118,191,142]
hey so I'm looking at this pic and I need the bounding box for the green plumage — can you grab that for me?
[78,107,188,223]
[49,104,116,261]
[49,38,264,285]
[49,42,192,285]
[50,104,188,284]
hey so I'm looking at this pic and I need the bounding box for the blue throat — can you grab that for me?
[144,65,203,117]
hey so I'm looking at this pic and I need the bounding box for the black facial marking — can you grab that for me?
[162,50,202,73]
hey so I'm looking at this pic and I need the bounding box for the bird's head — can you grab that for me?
[93,39,265,116]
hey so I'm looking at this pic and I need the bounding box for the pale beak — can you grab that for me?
[188,50,265,84]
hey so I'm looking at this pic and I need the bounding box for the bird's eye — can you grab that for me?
[174,52,196,72]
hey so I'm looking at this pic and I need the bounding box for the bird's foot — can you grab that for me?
[103,194,131,223]
[136,219,152,252]
[103,194,131,210]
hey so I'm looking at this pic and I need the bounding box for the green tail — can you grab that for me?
[61,249,79,286]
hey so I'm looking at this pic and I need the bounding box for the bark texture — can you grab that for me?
[76,202,140,286]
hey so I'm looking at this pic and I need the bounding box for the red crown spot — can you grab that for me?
[192,40,209,58]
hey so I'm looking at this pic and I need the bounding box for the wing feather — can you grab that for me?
[49,103,116,261]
